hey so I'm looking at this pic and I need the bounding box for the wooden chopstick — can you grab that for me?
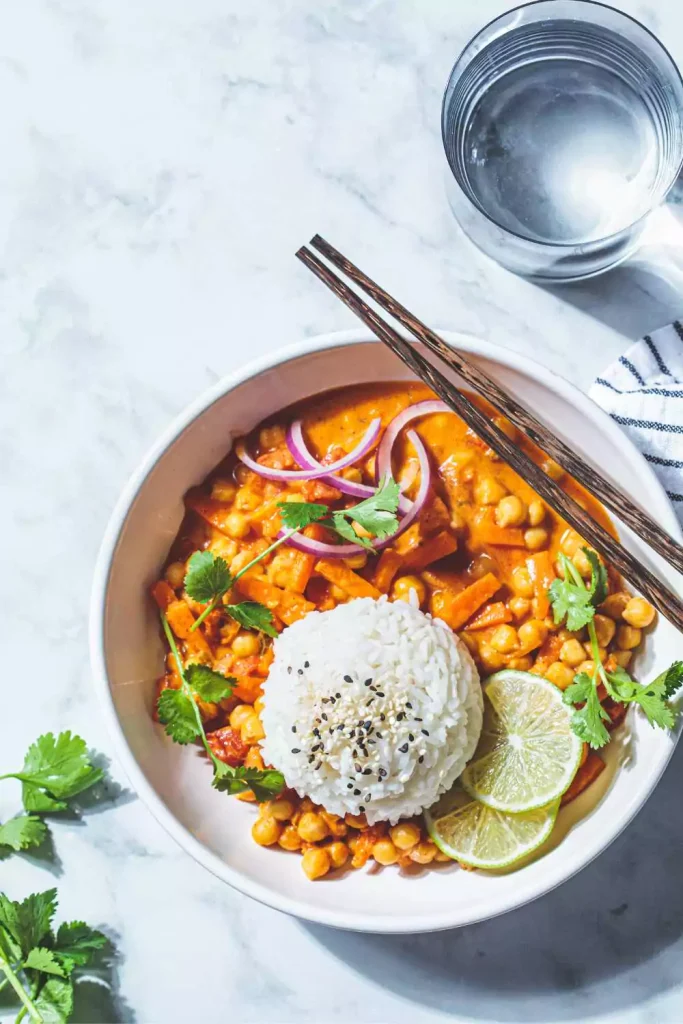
[296,242,683,633]
[310,234,683,577]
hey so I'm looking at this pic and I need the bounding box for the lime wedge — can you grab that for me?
[425,786,559,870]
[460,670,582,813]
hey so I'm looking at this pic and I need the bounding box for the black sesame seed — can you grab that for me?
[376,692,385,698]
[349,729,356,739]
[344,675,353,683]
[313,727,320,737]
[321,713,328,721]
[364,678,372,686]
[291,748,301,754]
[375,731,382,739]
[308,755,315,764]
[336,692,342,699]
[311,743,322,752]
[359,805,365,813]
[329,696,336,704]
[352,749,358,757]
[366,698,374,706]
[297,669,303,675]
[354,789,361,796]
[406,702,413,709]
[321,697,329,704]
[315,761,322,770]
[287,666,292,674]
[364,720,372,729]
[421,728,430,736]
[354,763,362,773]
[304,661,310,668]
[362,768,372,776]
[367,739,375,745]
[419,755,424,764]
[378,767,387,778]
[414,717,423,722]
[365,794,372,802]
[291,725,297,733]
[399,742,409,753]
[397,712,405,722]
[380,713,386,721]
[347,783,353,790]
[409,733,415,742]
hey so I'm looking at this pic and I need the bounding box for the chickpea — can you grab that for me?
[232,632,261,658]
[343,552,368,570]
[490,624,519,654]
[235,465,256,486]
[235,488,261,512]
[210,537,238,562]
[241,712,265,744]
[599,592,630,620]
[623,597,656,629]
[560,529,581,557]
[390,823,421,851]
[474,476,508,506]
[507,655,533,671]
[345,813,367,830]
[584,642,606,663]
[211,479,236,503]
[372,839,399,866]
[302,847,331,880]
[278,825,302,851]
[259,424,286,450]
[511,566,534,598]
[229,703,254,730]
[593,614,616,648]
[612,650,633,669]
[578,660,595,676]
[495,495,527,528]
[559,638,586,668]
[528,500,546,527]
[617,624,642,650]
[264,798,295,822]
[524,527,549,551]
[518,619,548,651]
[281,492,306,504]
[542,457,564,481]
[297,812,329,843]
[252,816,282,847]
[545,661,576,690]
[572,548,594,577]
[330,584,348,602]
[391,575,427,607]
[478,642,507,673]
[341,466,363,483]
[410,841,437,865]
[327,841,350,869]
[508,596,530,621]
[164,561,186,589]
[244,746,265,770]
[224,511,250,540]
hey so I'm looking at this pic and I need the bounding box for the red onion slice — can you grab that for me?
[376,400,449,486]
[237,417,382,482]
[277,428,432,559]
[286,419,413,515]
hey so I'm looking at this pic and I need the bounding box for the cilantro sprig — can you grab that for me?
[0,887,107,1024]
[0,734,105,859]
[186,478,400,631]
[158,613,283,800]
[550,549,683,747]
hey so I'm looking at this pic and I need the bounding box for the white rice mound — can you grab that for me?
[260,596,483,825]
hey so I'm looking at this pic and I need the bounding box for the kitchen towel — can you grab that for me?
[590,321,683,527]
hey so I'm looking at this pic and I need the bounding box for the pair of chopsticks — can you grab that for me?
[296,235,683,633]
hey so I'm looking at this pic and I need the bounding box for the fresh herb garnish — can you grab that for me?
[187,480,400,632]
[551,549,683,747]
[0,733,105,857]
[159,612,283,800]
[0,886,107,1023]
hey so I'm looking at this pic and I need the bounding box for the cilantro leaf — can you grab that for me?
[212,762,284,801]
[226,601,278,638]
[570,682,611,748]
[562,674,593,708]
[341,476,400,540]
[5,732,104,809]
[651,661,683,701]
[603,665,637,702]
[277,500,329,531]
[53,921,107,971]
[0,889,57,957]
[34,975,74,1024]
[584,548,608,606]
[157,689,202,745]
[184,664,236,703]
[330,512,374,549]
[548,575,595,631]
[24,947,66,977]
[0,815,47,852]
[604,660,683,731]
[634,690,677,730]
[184,550,233,604]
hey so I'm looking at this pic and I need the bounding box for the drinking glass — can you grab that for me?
[442,0,683,281]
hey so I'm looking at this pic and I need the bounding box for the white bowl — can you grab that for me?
[90,329,682,933]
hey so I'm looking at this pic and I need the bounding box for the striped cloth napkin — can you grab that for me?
[589,321,683,527]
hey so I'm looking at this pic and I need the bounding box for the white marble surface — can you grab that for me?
[3,0,683,1021]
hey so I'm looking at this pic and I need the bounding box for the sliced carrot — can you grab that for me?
[236,575,315,625]
[526,551,555,619]
[464,601,513,631]
[430,572,501,632]
[604,697,628,732]
[164,600,213,658]
[151,580,175,611]
[185,490,237,534]
[473,520,526,547]
[561,751,605,805]
[373,549,403,594]
[314,559,381,600]
[401,530,458,572]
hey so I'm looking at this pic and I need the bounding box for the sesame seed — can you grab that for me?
[375,731,382,739]
[308,755,315,763]
[376,692,385,698]
[349,729,355,738]
[365,794,372,802]
[415,717,423,722]
[347,783,353,789]
[399,742,409,753]
[364,720,372,729]
[291,748,301,754]
[409,733,415,742]
[418,755,424,764]
[304,661,310,668]
[421,729,430,736]
[397,712,405,721]
[287,666,292,674]
[311,743,322,752]
[378,767,387,778]
[364,678,372,686]
[344,675,353,683]
[362,767,372,776]
[359,805,365,813]
[321,713,328,721]
[354,763,362,773]
[291,725,297,733]
[313,727,320,737]
[321,697,329,704]
[406,702,413,709]
[380,713,386,721]
[297,669,303,675]
[366,698,374,706]
[315,761,322,770]
[352,749,358,757]
[336,692,342,699]
[354,789,361,796]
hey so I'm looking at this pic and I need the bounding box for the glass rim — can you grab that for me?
[441,0,683,250]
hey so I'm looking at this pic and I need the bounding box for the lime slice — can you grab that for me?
[425,786,559,870]
[460,670,582,813]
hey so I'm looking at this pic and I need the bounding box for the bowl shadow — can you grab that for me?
[302,740,683,1022]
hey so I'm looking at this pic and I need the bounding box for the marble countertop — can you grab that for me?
[3,0,683,1021]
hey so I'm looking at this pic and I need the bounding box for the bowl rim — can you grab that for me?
[90,327,682,933]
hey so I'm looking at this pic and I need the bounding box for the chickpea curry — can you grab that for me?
[152,382,661,881]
